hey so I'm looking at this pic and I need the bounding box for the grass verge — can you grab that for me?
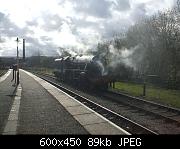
[114,82,180,109]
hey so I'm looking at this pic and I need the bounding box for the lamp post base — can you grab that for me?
[17,70,19,85]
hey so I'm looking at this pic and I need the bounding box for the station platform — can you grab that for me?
[0,69,129,135]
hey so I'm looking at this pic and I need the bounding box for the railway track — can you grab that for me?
[103,90,180,126]
[30,71,157,134]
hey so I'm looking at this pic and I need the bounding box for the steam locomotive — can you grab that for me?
[53,55,114,90]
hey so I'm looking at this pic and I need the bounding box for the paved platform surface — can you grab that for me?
[0,70,17,133]
[18,70,89,134]
[0,70,88,134]
[0,69,129,135]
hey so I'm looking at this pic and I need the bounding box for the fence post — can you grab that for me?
[143,82,146,96]
[143,75,146,96]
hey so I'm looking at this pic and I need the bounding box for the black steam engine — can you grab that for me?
[54,55,113,90]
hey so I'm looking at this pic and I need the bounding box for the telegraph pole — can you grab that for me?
[23,39,25,62]
[16,37,19,85]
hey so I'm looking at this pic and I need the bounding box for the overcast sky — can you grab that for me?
[0,0,176,57]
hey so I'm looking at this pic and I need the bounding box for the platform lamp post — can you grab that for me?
[16,37,20,85]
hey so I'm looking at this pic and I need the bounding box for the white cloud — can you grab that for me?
[0,0,176,57]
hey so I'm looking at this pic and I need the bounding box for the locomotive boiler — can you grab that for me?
[54,55,112,90]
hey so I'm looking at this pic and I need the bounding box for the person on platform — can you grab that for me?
[11,64,17,85]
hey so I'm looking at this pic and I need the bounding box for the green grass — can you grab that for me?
[38,68,54,75]
[28,67,54,76]
[114,82,180,109]
[115,82,143,96]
